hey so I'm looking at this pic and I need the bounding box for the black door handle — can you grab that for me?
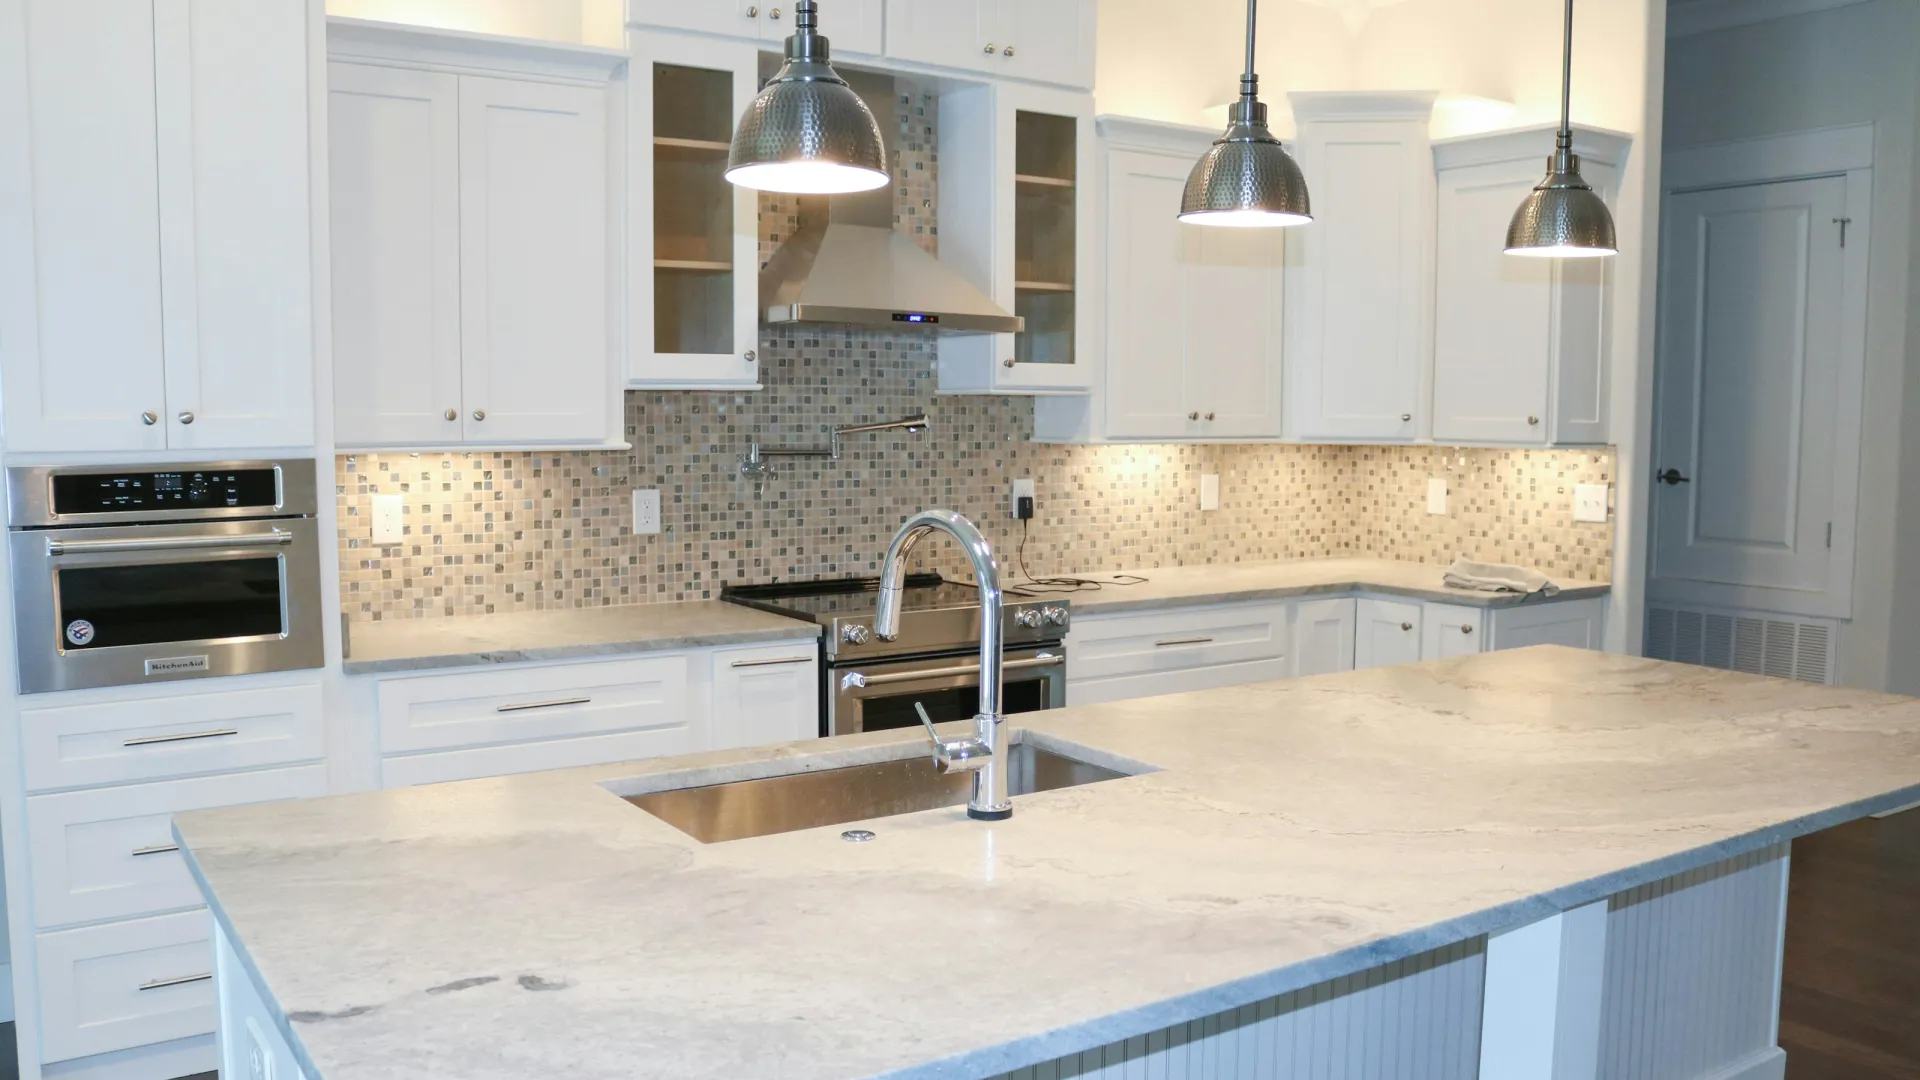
[1658,468,1691,485]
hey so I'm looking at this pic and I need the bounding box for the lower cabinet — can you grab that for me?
[1066,601,1293,706]
[1293,599,1358,676]
[710,644,821,748]
[1355,598,1424,670]
[217,920,309,1080]
[36,911,216,1064]
[1421,604,1485,661]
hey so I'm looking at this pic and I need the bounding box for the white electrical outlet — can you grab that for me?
[632,489,661,535]
[1427,477,1447,516]
[372,494,403,545]
[1573,483,1610,523]
[1011,477,1036,518]
[1200,473,1220,512]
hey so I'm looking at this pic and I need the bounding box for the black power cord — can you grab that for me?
[1010,516,1147,595]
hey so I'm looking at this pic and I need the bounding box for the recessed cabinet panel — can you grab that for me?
[1354,597,1423,669]
[883,0,1090,87]
[328,63,464,446]
[1104,153,1191,437]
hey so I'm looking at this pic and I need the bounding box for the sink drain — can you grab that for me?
[841,829,876,843]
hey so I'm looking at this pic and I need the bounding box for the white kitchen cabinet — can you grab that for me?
[710,643,821,749]
[1487,597,1607,651]
[375,656,690,755]
[1066,601,1292,705]
[326,22,623,449]
[1291,598,1357,676]
[0,0,314,453]
[885,0,1093,88]
[625,31,763,389]
[1431,126,1628,446]
[1284,92,1436,442]
[1354,596,1423,669]
[36,910,215,1064]
[1035,118,1283,443]
[217,923,309,1080]
[1421,603,1485,662]
[626,0,882,55]
[937,81,1096,394]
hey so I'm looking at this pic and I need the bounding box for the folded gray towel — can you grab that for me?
[1442,558,1560,597]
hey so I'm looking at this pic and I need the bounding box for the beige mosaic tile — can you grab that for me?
[333,73,1615,623]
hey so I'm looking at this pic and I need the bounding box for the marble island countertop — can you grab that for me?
[179,647,1920,1080]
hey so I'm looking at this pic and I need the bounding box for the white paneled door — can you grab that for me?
[1652,174,1860,618]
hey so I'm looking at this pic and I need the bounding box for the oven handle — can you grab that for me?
[841,653,1063,689]
[46,529,295,556]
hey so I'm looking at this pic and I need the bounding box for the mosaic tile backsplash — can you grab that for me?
[334,81,1616,623]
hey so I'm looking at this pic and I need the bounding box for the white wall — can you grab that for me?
[1663,0,1920,689]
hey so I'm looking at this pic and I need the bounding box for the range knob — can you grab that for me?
[842,623,873,646]
[1042,606,1069,627]
[1013,608,1044,629]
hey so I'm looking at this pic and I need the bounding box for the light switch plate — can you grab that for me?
[1011,477,1036,518]
[1200,473,1220,512]
[1427,477,1447,516]
[632,489,661,535]
[372,494,403,545]
[1574,483,1610,523]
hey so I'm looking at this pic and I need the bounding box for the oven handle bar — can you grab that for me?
[841,653,1063,689]
[46,529,295,556]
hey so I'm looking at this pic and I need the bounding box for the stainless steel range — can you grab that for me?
[724,573,1069,737]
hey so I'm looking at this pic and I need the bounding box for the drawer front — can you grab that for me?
[381,728,693,788]
[38,910,215,1064]
[1067,602,1291,681]
[710,642,820,750]
[22,681,324,793]
[376,655,690,754]
[29,766,328,929]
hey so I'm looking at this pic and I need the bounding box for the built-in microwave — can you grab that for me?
[6,461,325,694]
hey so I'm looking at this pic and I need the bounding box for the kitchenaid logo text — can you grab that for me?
[146,656,210,675]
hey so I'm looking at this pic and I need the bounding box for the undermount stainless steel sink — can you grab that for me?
[627,743,1127,844]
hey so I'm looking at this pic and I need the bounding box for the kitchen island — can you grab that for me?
[177,647,1920,1080]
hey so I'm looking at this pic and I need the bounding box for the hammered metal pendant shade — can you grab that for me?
[1180,116,1312,227]
[724,1,888,195]
[1504,154,1617,257]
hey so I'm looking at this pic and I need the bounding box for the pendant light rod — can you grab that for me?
[1244,0,1258,90]
[1557,0,1574,149]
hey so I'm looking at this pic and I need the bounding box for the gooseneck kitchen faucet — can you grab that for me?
[875,509,1012,820]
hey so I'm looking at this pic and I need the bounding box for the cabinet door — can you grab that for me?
[1287,105,1434,441]
[218,924,310,1080]
[1184,218,1285,438]
[1421,603,1485,661]
[628,0,760,37]
[328,62,464,447]
[1354,597,1422,669]
[1292,598,1357,676]
[998,0,1093,88]
[1487,599,1605,651]
[154,0,315,449]
[0,0,170,453]
[814,0,883,54]
[457,75,611,444]
[885,0,995,74]
[711,643,821,749]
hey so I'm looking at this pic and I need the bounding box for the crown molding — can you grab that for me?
[1668,0,1873,39]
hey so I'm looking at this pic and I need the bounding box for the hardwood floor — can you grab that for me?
[1781,809,1920,1079]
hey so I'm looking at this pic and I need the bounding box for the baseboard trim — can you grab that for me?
[1695,1047,1786,1080]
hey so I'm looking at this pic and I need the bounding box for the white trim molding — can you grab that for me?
[1668,0,1873,39]
[1664,123,1874,191]
[326,16,628,84]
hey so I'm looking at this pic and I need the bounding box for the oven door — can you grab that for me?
[9,517,324,693]
[827,646,1066,737]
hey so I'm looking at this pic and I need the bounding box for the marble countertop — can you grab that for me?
[341,601,820,675]
[1009,557,1610,615]
[178,647,1920,1080]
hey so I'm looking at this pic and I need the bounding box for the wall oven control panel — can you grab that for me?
[51,467,280,515]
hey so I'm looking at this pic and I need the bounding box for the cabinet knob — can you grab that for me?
[743,349,757,363]
[769,6,781,18]
[983,43,997,54]
[1003,45,1015,56]
[1461,624,1474,634]
[177,410,195,425]
[1401,622,1414,632]
[746,4,757,14]
[444,408,458,422]
[140,410,158,426]
[1400,413,1412,422]
[1003,357,1016,368]
[1527,415,1540,426]
[472,409,486,422]
[1205,412,1216,421]
[1188,411,1200,421]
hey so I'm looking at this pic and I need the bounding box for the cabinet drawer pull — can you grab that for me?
[1155,636,1215,647]
[1401,622,1414,631]
[1461,624,1474,634]
[730,656,812,668]
[496,697,591,713]
[139,972,211,991]
[131,843,180,857]
[123,728,238,748]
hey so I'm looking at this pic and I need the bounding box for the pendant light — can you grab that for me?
[1180,0,1311,228]
[1505,0,1617,257]
[725,0,888,195]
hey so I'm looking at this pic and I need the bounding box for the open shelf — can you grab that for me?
[653,62,737,356]
[656,259,733,272]
[1015,280,1075,292]
[1015,173,1074,189]
[655,136,730,153]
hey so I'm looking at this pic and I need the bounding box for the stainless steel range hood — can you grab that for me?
[757,70,1023,335]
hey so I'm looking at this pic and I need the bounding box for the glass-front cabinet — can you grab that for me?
[937,83,1095,394]
[626,32,762,388]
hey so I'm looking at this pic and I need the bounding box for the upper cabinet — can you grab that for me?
[628,0,882,56]
[1033,118,1284,442]
[885,0,1095,89]
[0,0,314,454]
[937,82,1096,394]
[1431,125,1628,446]
[624,32,762,389]
[1284,92,1437,443]
[326,20,624,450]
